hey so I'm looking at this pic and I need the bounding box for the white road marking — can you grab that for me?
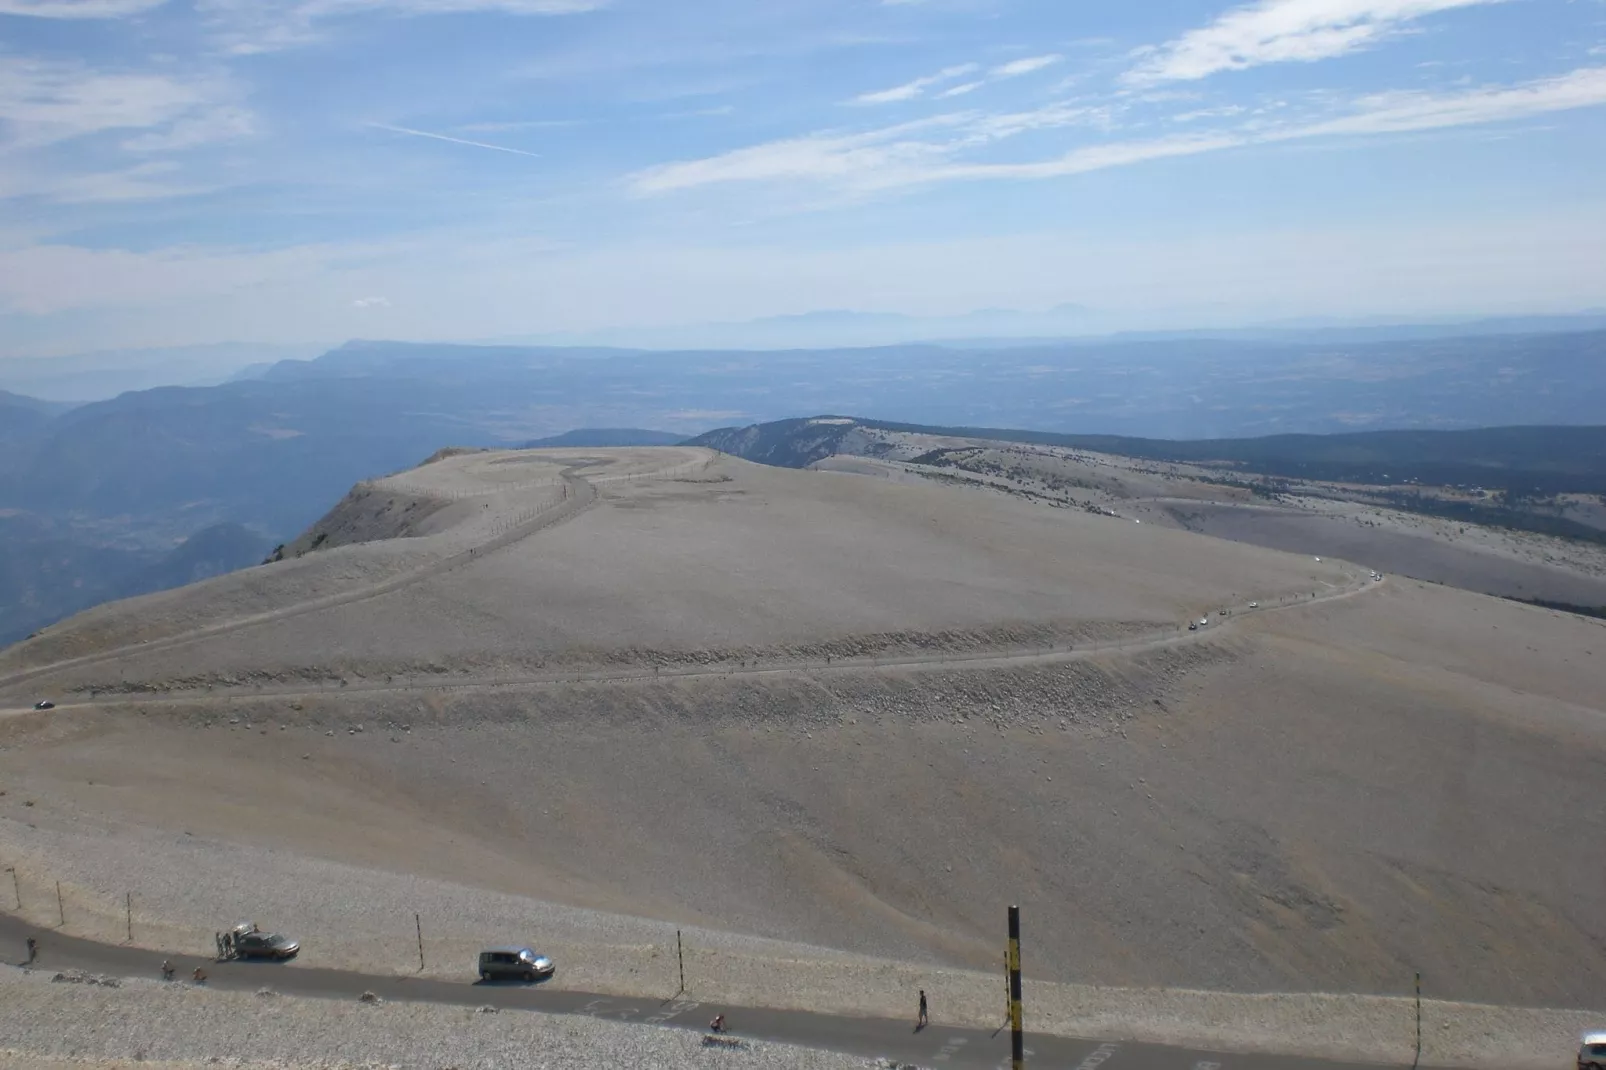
[1072,1042,1120,1069]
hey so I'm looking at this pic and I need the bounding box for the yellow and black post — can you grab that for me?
[1007,904,1024,1069]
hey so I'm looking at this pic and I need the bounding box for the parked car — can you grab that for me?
[33,701,54,710]
[1580,1032,1606,1070]
[225,922,299,960]
[478,946,555,982]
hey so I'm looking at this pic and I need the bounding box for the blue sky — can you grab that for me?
[1,0,1605,354]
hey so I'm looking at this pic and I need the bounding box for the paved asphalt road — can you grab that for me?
[1,914,1423,1070]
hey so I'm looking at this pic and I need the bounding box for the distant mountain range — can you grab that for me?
[6,326,1606,649]
[482,309,1606,351]
[0,390,74,445]
[0,343,324,402]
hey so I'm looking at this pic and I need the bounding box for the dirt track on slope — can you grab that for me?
[8,570,1379,711]
[0,452,721,694]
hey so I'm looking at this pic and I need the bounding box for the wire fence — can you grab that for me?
[0,858,1453,1068]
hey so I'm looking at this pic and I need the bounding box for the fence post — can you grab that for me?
[677,929,685,995]
[1007,905,1024,1070]
[415,913,425,971]
[6,867,17,909]
[56,881,64,927]
[126,892,132,943]
[1412,972,1422,1069]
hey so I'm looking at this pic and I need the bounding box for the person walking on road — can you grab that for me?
[918,989,928,1029]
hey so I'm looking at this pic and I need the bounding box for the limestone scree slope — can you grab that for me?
[0,447,1602,1017]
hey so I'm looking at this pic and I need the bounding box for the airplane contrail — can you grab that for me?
[366,123,542,158]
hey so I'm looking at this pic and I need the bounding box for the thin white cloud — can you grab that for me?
[632,117,966,194]
[632,67,1606,196]
[934,133,1246,183]
[121,107,254,152]
[0,59,250,205]
[0,58,244,151]
[352,295,391,308]
[854,54,1063,106]
[852,63,979,106]
[0,161,215,203]
[991,55,1062,78]
[0,0,166,16]
[1171,105,1248,122]
[367,122,543,157]
[1126,0,1508,86]
[1281,65,1606,137]
[199,0,606,54]
[633,106,1099,195]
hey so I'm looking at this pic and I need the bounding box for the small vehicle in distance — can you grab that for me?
[478,946,554,982]
[1248,601,1259,609]
[33,700,54,710]
[1579,1031,1606,1070]
[225,922,299,960]
[1187,622,1197,631]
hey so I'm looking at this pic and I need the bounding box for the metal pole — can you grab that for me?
[8,867,17,909]
[126,893,132,943]
[415,914,424,971]
[56,882,64,927]
[1412,972,1422,1069]
[677,929,685,994]
[1008,905,1024,1070]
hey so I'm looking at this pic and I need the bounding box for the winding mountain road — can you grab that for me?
[0,913,1427,1070]
[5,571,1383,715]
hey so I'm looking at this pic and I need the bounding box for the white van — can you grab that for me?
[1579,1032,1606,1070]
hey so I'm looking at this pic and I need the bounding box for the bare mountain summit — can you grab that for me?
[0,446,1601,1044]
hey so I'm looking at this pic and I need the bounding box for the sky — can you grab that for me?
[1,0,1605,355]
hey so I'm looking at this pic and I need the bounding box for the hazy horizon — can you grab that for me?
[2,0,1604,357]
[7,305,1606,402]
